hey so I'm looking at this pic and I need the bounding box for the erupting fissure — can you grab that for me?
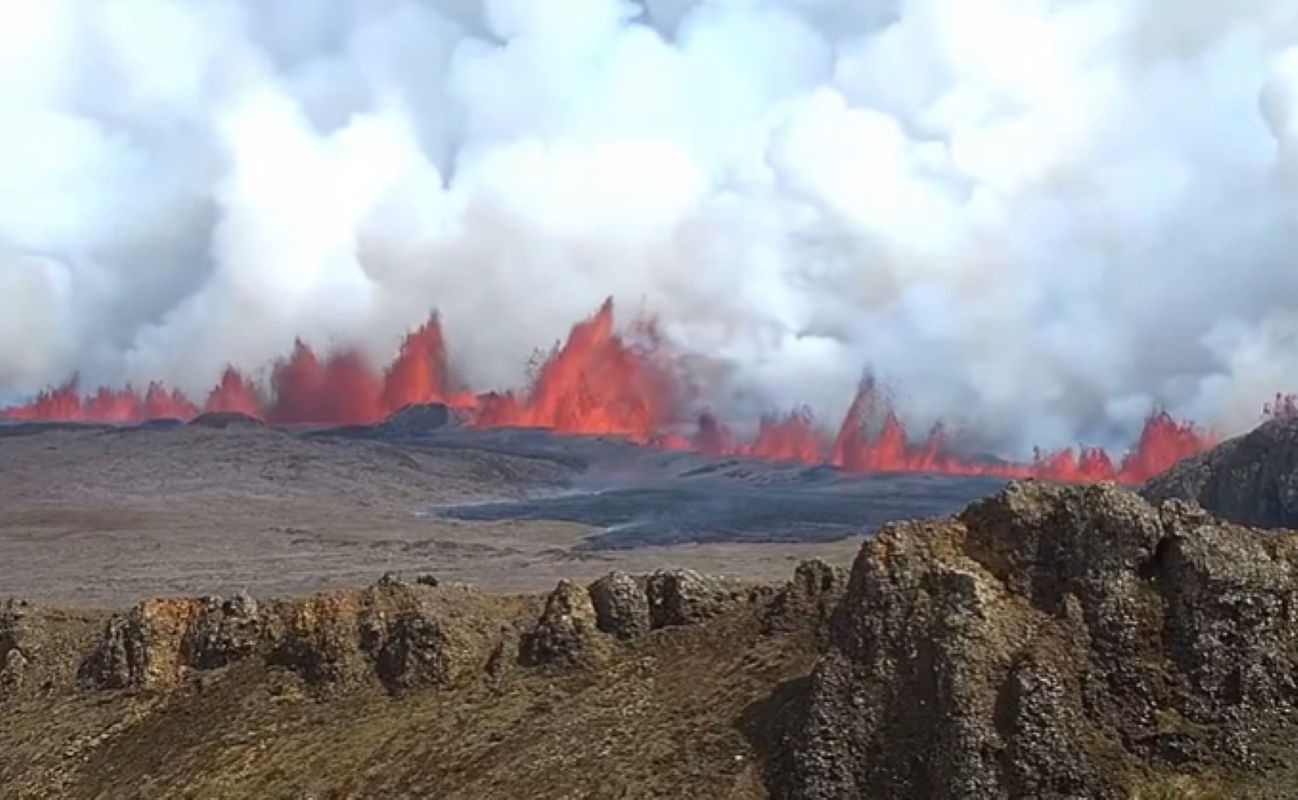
[1,300,1220,484]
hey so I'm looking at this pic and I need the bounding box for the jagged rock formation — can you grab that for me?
[1,565,828,799]
[78,576,507,693]
[1144,415,1298,529]
[79,599,190,690]
[777,480,1298,799]
[646,568,740,628]
[190,592,261,669]
[762,560,846,640]
[588,571,650,640]
[0,599,33,695]
[355,580,463,691]
[519,580,603,668]
[71,567,760,697]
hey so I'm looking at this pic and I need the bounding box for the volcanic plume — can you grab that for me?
[1,299,1217,484]
[3,1,1298,464]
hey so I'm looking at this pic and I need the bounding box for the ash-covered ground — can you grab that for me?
[0,407,1005,605]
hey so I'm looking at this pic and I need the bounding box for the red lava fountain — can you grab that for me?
[1,298,1227,484]
[204,368,262,417]
[473,299,674,443]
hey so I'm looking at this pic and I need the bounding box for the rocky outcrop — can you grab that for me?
[519,581,603,668]
[190,592,262,669]
[70,566,757,694]
[79,599,201,690]
[262,593,367,686]
[1143,416,1298,529]
[380,403,452,434]
[80,594,260,689]
[588,571,650,640]
[77,577,501,693]
[645,569,738,629]
[778,480,1298,799]
[0,563,841,800]
[262,577,501,691]
[0,600,34,696]
[762,560,846,639]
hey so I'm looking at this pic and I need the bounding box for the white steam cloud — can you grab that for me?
[2,0,1298,454]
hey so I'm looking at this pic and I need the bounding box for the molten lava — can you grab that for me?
[380,317,475,411]
[0,298,1222,484]
[204,368,262,417]
[473,299,674,443]
[1,316,462,427]
[1,381,197,423]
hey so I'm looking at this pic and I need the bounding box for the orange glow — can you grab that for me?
[0,300,1225,484]
[472,299,674,443]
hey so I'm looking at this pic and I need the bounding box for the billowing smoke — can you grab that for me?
[2,0,1297,455]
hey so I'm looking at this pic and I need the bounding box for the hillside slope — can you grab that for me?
[7,482,1298,798]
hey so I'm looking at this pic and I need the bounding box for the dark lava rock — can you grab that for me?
[0,600,34,696]
[353,574,463,692]
[79,595,265,690]
[519,581,602,668]
[188,592,261,670]
[263,597,368,687]
[266,576,497,693]
[359,608,451,692]
[0,648,27,694]
[1143,416,1298,529]
[188,411,264,429]
[79,611,149,690]
[645,569,735,629]
[137,417,185,430]
[588,571,650,640]
[380,403,451,435]
[71,577,498,695]
[762,559,846,639]
[775,480,1298,800]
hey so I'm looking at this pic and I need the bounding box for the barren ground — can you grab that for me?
[0,417,1002,606]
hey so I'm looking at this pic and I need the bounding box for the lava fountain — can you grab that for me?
[0,299,1220,483]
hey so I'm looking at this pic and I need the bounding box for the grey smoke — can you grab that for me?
[1,0,1297,455]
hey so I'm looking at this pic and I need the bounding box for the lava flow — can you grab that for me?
[1,299,1221,484]
[690,376,1213,484]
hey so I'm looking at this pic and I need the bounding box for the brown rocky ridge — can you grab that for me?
[4,481,1298,798]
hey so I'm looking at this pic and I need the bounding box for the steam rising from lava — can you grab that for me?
[1,1,1297,455]
[1,299,1214,484]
